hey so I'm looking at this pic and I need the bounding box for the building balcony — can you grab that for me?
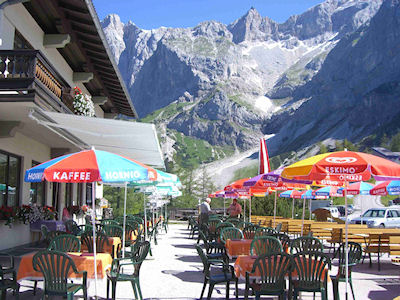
[0,49,74,113]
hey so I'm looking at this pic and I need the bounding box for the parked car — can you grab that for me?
[350,208,400,228]
[388,198,400,206]
[346,204,355,214]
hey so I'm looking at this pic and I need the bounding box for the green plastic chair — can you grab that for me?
[114,216,125,224]
[102,225,123,238]
[272,233,291,252]
[0,253,19,300]
[195,245,238,300]
[48,234,81,252]
[214,222,234,242]
[234,221,244,230]
[291,251,331,300]
[290,236,324,254]
[121,224,137,248]
[188,216,199,238]
[250,236,283,256]
[331,242,362,300]
[207,219,222,240]
[243,224,260,239]
[124,237,144,258]
[78,224,93,234]
[126,220,140,230]
[245,253,293,300]
[254,227,276,238]
[65,220,82,236]
[130,216,144,225]
[198,230,227,263]
[220,227,243,244]
[33,250,87,300]
[147,223,158,245]
[226,218,241,227]
[81,231,110,253]
[107,241,150,300]
[101,219,119,226]
[41,225,66,246]
[275,223,283,233]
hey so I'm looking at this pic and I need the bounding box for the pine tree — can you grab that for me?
[390,132,400,152]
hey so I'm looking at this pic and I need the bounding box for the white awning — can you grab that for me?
[30,109,165,169]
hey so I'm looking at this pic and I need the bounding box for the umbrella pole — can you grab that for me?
[309,198,312,220]
[249,197,252,223]
[91,181,98,299]
[152,206,155,228]
[345,179,349,300]
[143,194,148,239]
[291,198,295,219]
[223,199,226,216]
[301,197,305,236]
[273,191,277,227]
[243,198,246,223]
[122,182,127,258]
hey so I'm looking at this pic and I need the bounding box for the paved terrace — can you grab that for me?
[8,222,400,299]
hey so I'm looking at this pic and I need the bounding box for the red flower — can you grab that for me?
[73,86,82,95]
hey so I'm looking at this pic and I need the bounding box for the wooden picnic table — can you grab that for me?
[17,252,113,281]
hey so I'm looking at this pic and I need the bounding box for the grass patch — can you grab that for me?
[170,129,234,169]
[380,195,398,207]
[140,102,192,123]
[331,197,354,206]
[228,94,255,112]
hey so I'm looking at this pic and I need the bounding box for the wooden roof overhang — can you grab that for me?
[23,0,137,117]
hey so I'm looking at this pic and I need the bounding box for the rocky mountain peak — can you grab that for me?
[102,13,123,28]
[228,7,279,43]
[192,21,232,39]
[101,14,126,62]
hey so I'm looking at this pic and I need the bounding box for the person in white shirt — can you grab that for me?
[199,197,212,224]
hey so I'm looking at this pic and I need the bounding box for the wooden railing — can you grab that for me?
[0,50,73,112]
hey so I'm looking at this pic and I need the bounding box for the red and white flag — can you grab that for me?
[259,138,271,175]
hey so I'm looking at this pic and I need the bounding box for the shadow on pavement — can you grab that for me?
[175,254,200,263]
[162,270,204,283]
[172,244,197,249]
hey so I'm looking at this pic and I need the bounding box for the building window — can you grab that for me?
[0,150,21,207]
[13,30,33,49]
[30,161,46,206]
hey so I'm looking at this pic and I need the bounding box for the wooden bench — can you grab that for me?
[362,233,392,271]
[390,236,400,256]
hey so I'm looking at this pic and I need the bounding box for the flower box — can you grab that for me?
[30,220,66,232]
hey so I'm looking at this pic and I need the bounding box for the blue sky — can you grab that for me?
[93,0,324,29]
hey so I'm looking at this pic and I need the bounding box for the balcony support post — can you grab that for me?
[43,34,71,48]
